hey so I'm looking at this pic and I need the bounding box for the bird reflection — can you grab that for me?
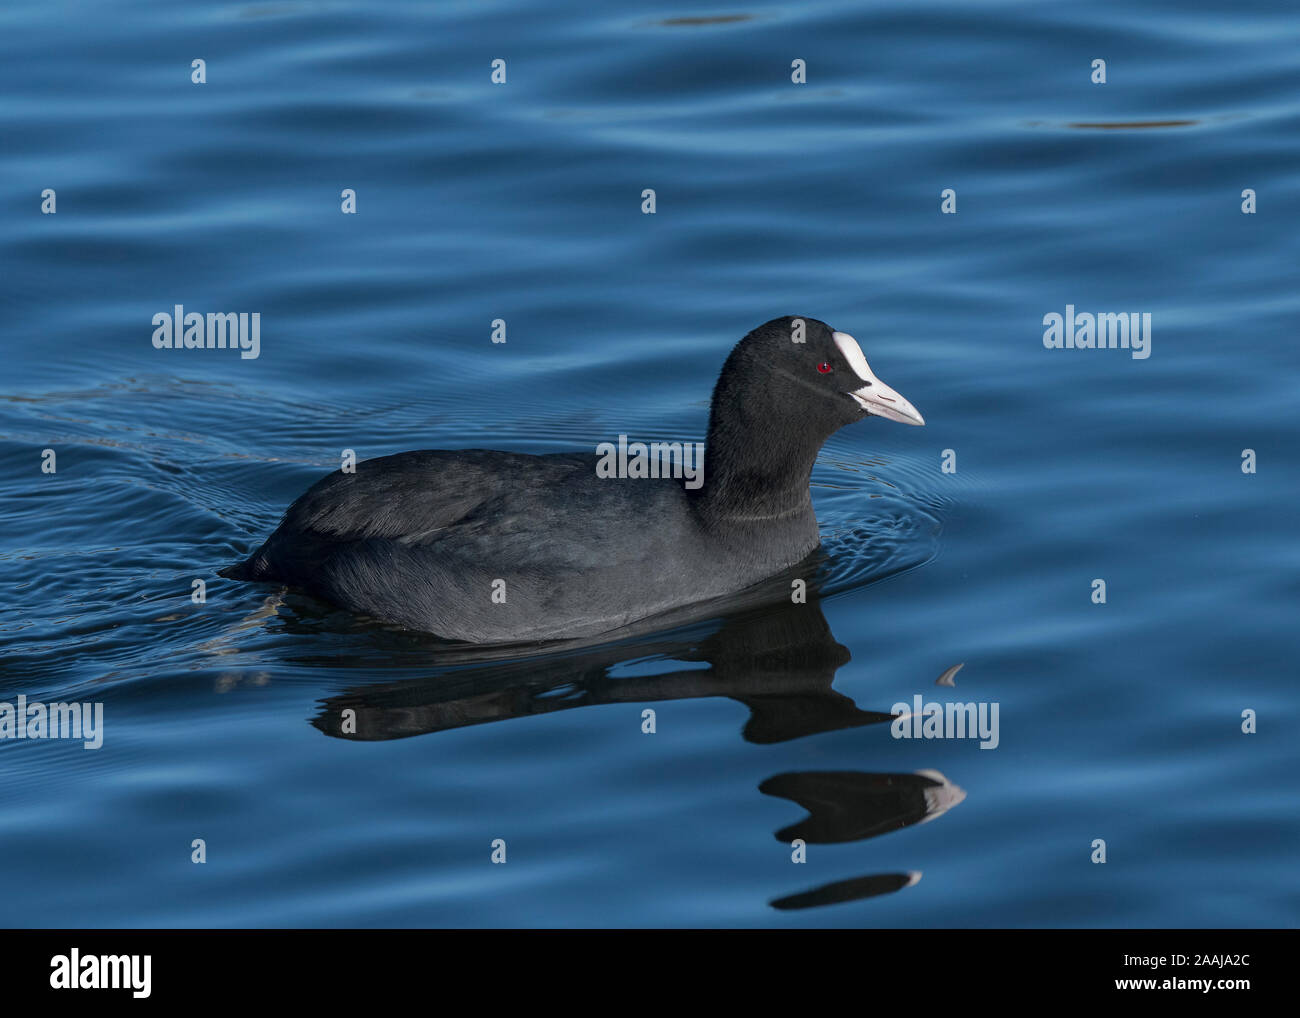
[311,566,895,746]
[303,567,966,912]
[772,871,922,911]
[761,768,966,844]
[761,768,965,911]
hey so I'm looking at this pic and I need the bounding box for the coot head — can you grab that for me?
[711,316,924,438]
[698,316,924,523]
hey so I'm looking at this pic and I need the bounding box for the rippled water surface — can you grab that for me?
[2,0,1297,927]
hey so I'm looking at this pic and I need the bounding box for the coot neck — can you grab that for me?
[691,400,827,529]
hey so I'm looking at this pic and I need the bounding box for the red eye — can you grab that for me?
[817,362,832,374]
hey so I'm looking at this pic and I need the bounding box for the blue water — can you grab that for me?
[2,0,1297,927]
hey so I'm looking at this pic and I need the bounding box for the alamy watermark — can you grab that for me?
[50,949,150,998]
[595,434,704,490]
[1043,304,1151,360]
[0,695,103,749]
[152,305,260,359]
[890,694,1000,749]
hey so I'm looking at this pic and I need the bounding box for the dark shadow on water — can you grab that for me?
[308,564,894,746]
[771,871,922,911]
[759,767,965,912]
[655,14,753,27]
[1067,119,1197,129]
[300,568,967,914]
[761,768,966,844]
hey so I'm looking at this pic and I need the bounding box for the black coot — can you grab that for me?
[221,316,924,642]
